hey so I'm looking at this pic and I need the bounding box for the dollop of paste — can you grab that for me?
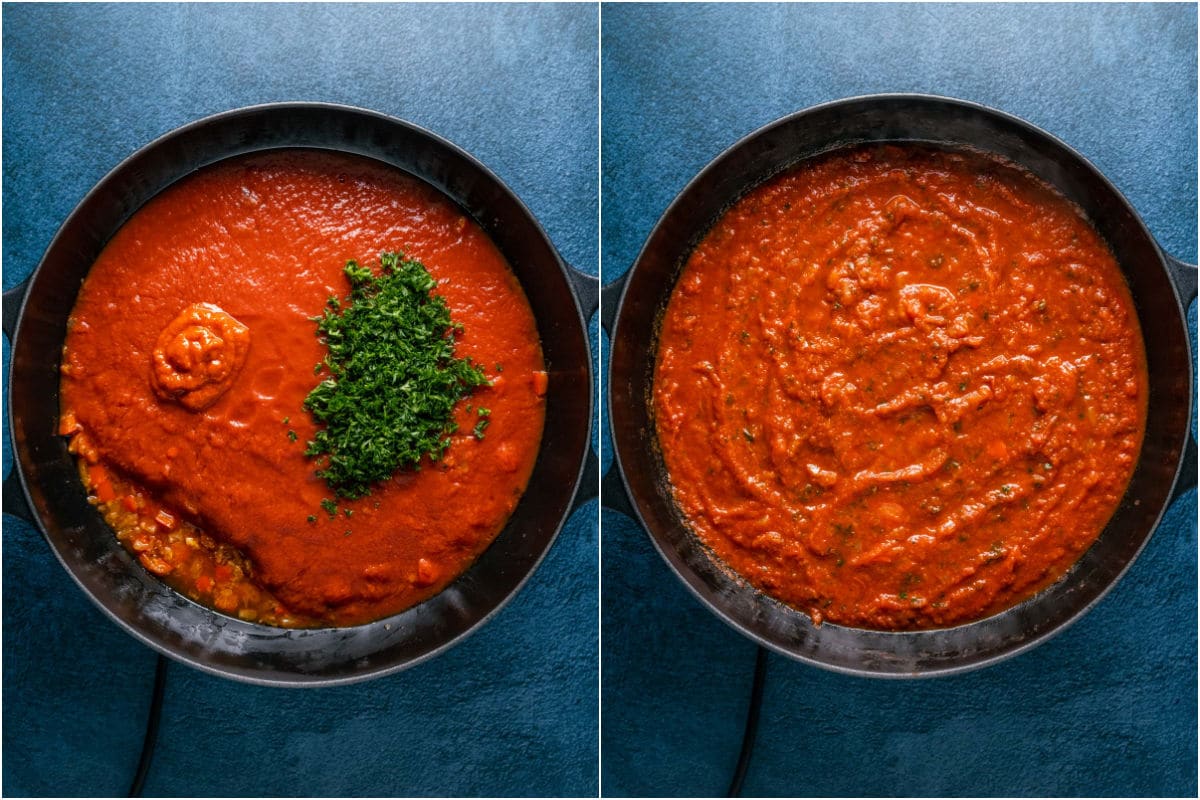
[151,303,249,410]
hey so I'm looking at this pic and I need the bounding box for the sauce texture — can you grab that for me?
[653,145,1147,630]
[60,150,546,626]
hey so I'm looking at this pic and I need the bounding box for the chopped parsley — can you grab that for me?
[473,407,492,440]
[302,253,490,499]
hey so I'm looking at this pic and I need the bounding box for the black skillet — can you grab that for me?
[604,94,1196,678]
[3,102,597,687]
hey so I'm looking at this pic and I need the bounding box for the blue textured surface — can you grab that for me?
[601,3,1197,797]
[3,4,597,796]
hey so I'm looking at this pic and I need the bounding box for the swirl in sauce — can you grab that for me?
[151,303,250,411]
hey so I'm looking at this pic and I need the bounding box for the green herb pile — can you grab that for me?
[303,252,490,500]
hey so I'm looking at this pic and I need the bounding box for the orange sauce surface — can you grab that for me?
[60,150,546,626]
[653,145,1147,630]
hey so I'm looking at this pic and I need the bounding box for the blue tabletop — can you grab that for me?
[2,4,598,796]
[600,3,1197,797]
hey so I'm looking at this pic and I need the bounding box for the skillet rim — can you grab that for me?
[607,91,1195,678]
[5,100,596,687]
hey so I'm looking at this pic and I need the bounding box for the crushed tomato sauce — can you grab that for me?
[653,145,1147,630]
[59,150,546,627]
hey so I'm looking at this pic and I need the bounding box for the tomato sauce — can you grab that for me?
[60,150,546,627]
[653,145,1147,630]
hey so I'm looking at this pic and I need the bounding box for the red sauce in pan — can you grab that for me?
[59,150,546,627]
[653,145,1147,630]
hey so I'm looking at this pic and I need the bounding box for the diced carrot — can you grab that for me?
[88,465,116,502]
[121,495,139,512]
[130,533,154,552]
[532,370,549,397]
[139,554,173,576]
[986,439,1008,460]
[154,509,176,530]
[214,564,233,582]
[195,575,214,593]
[58,411,80,436]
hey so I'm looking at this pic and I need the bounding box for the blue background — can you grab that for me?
[600,3,1197,797]
[3,3,598,797]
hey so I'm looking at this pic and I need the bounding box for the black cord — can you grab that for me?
[726,645,768,798]
[127,654,169,798]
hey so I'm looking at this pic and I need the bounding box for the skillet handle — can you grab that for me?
[1165,254,1197,504]
[3,277,31,342]
[1169,434,1197,505]
[1165,254,1198,305]
[3,277,36,523]
[564,264,598,514]
[566,265,599,320]
[600,271,629,335]
[599,271,635,516]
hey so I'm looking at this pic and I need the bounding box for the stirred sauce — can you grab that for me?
[654,145,1146,630]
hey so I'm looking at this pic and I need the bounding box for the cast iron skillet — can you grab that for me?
[604,94,1196,678]
[3,102,597,687]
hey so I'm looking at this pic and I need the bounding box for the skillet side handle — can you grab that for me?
[1165,254,1197,504]
[1165,254,1198,306]
[566,265,599,321]
[598,271,635,517]
[2,277,31,342]
[1169,434,1197,505]
[3,277,37,523]
[563,263,599,515]
[600,271,629,335]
